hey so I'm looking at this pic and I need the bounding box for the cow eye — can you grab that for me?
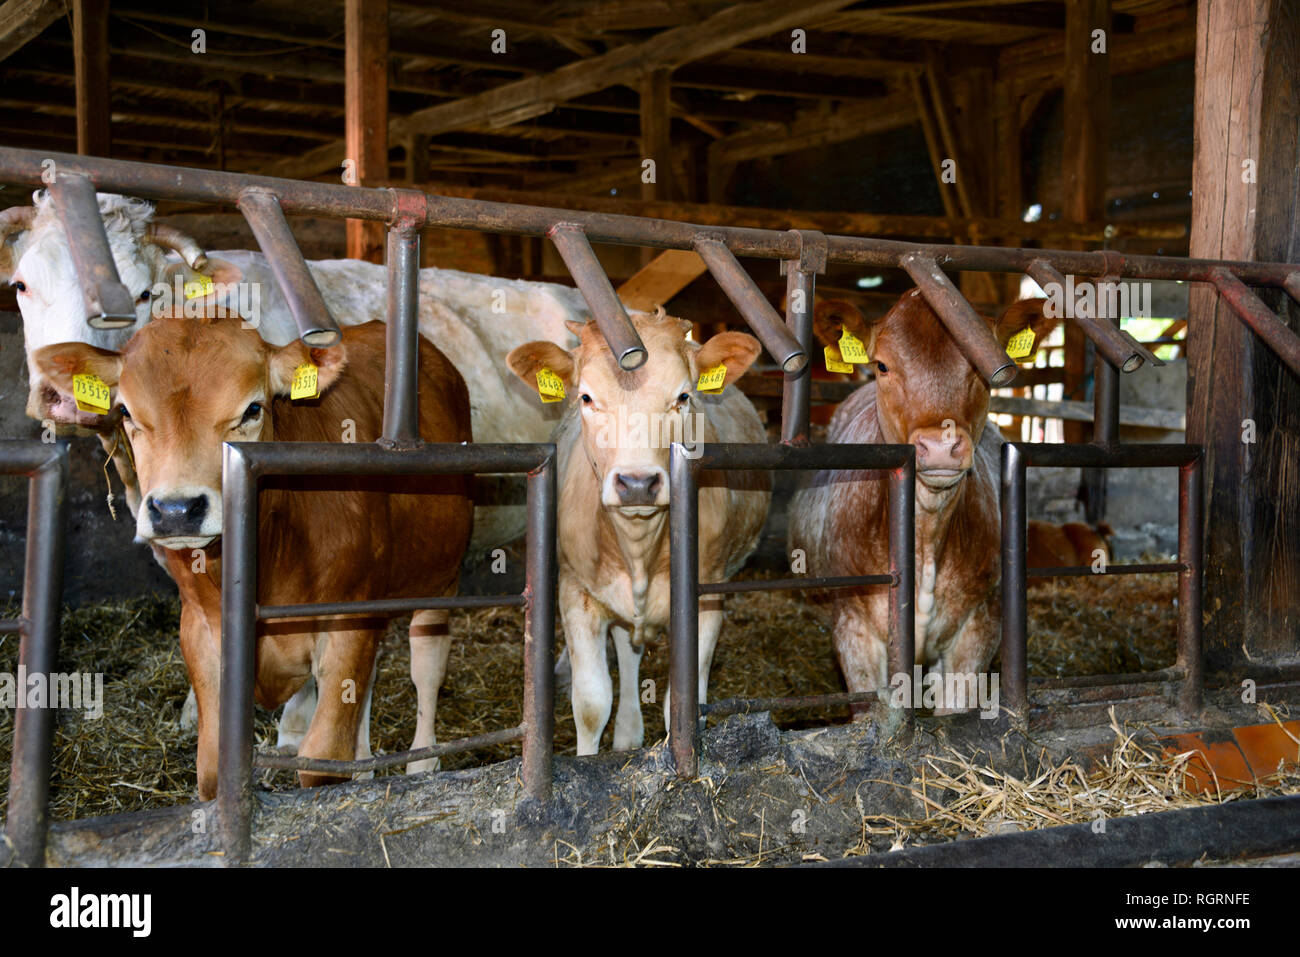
[580,393,593,405]
[12,280,25,293]
[117,405,131,420]
[677,392,690,405]
[876,361,889,375]
[240,402,263,425]
[138,289,151,302]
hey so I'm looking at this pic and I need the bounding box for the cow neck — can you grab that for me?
[912,474,968,571]
[603,505,669,616]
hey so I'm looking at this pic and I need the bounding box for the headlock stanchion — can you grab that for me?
[218,442,556,863]
[668,442,915,777]
[0,441,69,869]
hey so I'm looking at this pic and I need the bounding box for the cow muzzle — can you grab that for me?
[139,487,222,549]
[910,426,974,489]
[603,467,669,512]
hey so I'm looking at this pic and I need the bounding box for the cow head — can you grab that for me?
[2,191,233,426]
[507,308,760,514]
[814,292,1055,493]
[32,317,346,550]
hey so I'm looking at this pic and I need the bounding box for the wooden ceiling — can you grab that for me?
[0,0,1196,195]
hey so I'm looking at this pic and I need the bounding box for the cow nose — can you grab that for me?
[912,429,969,472]
[146,494,209,535]
[614,471,663,506]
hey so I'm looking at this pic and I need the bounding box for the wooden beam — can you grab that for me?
[72,0,108,156]
[1187,0,1300,666]
[345,0,388,263]
[257,0,861,180]
[640,68,672,202]
[617,249,708,312]
[709,91,916,166]
[0,0,64,63]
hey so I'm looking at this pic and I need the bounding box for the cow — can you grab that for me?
[506,308,771,754]
[32,318,473,799]
[788,292,1058,713]
[1026,520,1113,575]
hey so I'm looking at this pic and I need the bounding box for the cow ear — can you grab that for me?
[155,258,245,318]
[812,299,875,350]
[507,340,575,390]
[30,342,124,427]
[268,340,348,397]
[694,331,761,389]
[992,297,1057,350]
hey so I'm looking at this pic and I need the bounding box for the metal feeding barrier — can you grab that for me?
[3,146,1300,862]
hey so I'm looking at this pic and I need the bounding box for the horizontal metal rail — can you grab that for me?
[698,573,894,595]
[0,441,69,871]
[254,725,524,774]
[1027,561,1185,578]
[257,593,527,619]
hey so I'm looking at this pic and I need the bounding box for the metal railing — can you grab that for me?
[3,146,1300,857]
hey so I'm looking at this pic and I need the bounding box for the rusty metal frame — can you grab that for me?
[0,441,69,869]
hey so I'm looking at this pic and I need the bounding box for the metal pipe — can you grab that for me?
[1178,454,1204,718]
[669,443,700,778]
[521,452,556,802]
[1031,666,1183,690]
[1025,259,1159,371]
[255,725,523,774]
[237,188,341,347]
[781,263,816,444]
[900,251,1018,387]
[548,223,646,371]
[1210,267,1300,377]
[383,225,421,443]
[2,442,68,869]
[1094,353,1120,446]
[887,456,916,713]
[1000,442,1028,715]
[694,236,807,373]
[48,172,136,328]
[218,442,259,865]
[699,573,892,595]
[258,593,526,620]
[225,440,554,477]
[1028,562,1184,578]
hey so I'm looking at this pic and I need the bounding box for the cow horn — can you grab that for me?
[0,205,36,240]
[145,223,209,271]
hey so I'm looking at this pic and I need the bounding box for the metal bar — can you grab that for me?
[225,440,552,477]
[900,251,1018,387]
[218,442,259,865]
[4,148,1300,288]
[693,236,807,373]
[689,441,913,473]
[1025,259,1160,371]
[2,442,68,869]
[1028,562,1184,578]
[258,593,526,620]
[669,443,700,778]
[1030,666,1183,690]
[1010,443,1200,469]
[780,259,816,444]
[699,573,892,595]
[237,187,342,347]
[383,225,421,443]
[1178,454,1204,718]
[1094,356,1120,447]
[1210,266,1300,377]
[702,690,879,717]
[521,453,556,802]
[48,172,135,328]
[254,725,524,773]
[1000,442,1029,715]
[0,619,24,634]
[887,456,916,715]
[548,223,647,371]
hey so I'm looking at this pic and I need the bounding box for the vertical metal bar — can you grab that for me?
[1093,356,1120,447]
[49,172,136,328]
[1000,443,1029,714]
[548,223,647,370]
[383,225,421,444]
[887,452,916,726]
[669,443,700,778]
[1178,453,1204,718]
[4,444,68,868]
[218,443,259,864]
[521,449,556,801]
[781,264,815,444]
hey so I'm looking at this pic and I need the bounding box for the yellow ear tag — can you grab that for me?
[1006,327,1037,360]
[184,274,215,300]
[536,367,565,403]
[697,363,727,394]
[72,373,111,414]
[290,362,319,400]
[838,327,870,364]
[824,345,854,374]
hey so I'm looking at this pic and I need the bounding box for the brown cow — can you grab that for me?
[34,318,473,798]
[507,309,771,754]
[789,291,1057,713]
[1026,520,1113,575]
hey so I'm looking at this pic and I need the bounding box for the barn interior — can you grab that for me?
[1,0,1298,867]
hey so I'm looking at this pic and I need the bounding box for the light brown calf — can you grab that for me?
[34,319,473,798]
[507,310,771,754]
[1026,521,1114,575]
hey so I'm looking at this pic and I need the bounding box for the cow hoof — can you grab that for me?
[407,757,441,775]
[180,688,198,731]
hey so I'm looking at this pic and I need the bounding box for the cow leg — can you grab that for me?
[832,607,890,720]
[610,624,644,751]
[934,607,998,716]
[407,608,452,775]
[352,656,378,781]
[178,602,221,801]
[180,687,199,730]
[563,583,611,756]
[276,678,318,751]
[298,629,379,789]
[660,598,725,735]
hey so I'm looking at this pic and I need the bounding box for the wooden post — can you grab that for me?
[640,68,672,266]
[73,0,110,157]
[405,134,429,185]
[345,0,388,263]
[1187,0,1300,668]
